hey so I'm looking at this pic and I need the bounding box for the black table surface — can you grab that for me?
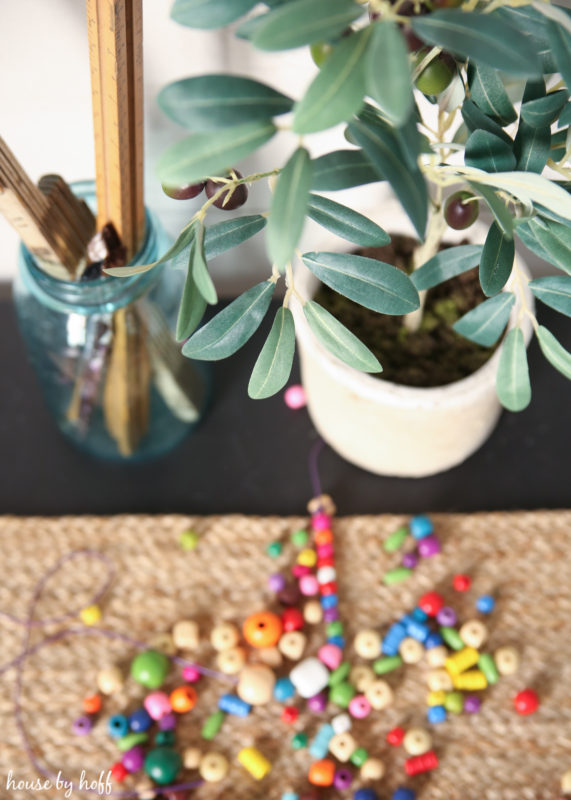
[0,285,569,516]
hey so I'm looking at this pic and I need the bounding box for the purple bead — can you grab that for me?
[268,572,286,593]
[436,606,457,626]
[418,534,441,558]
[333,767,353,789]
[402,551,419,569]
[323,607,340,622]
[122,745,145,773]
[307,691,327,712]
[278,583,301,606]
[72,715,93,736]
[464,695,481,714]
[159,711,177,730]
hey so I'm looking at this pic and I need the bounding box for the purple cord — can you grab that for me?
[0,549,236,797]
[309,437,325,499]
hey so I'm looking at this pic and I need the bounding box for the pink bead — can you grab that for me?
[312,512,331,531]
[299,574,320,596]
[348,694,371,719]
[284,384,306,409]
[144,691,171,720]
[317,543,334,559]
[292,564,311,578]
[182,665,201,683]
[318,643,343,670]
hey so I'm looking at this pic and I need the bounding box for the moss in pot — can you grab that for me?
[107,0,571,472]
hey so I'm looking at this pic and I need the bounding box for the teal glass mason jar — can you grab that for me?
[13,180,208,461]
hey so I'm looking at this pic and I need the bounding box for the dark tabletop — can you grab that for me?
[0,286,569,516]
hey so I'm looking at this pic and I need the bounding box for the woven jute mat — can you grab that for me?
[0,512,570,800]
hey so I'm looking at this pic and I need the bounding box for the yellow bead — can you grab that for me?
[453,669,487,691]
[278,631,307,661]
[211,623,240,652]
[96,666,123,695]
[427,690,447,706]
[216,646,246,675]
[354,629,381,660]
[79,604,101,626]
[561,769,571,794]
[199,752,229,782]
[328,732,357,762]
[459,619,488,649]
[445,647,480,676]
[426,645,448,668]
[426,668,453,692]
[360,758,385,781]
[399,637,424,664]
[297,548,317,567]
[494,646,519,676]
[183,746,202,769]
[365,679,393,710]
[148,632,176,656]
[237,746,272,780]
[403,727,432,756]
[253,646,283,668]
[350,665,375,692]
[303,600,323,625]
[172,620,199,650]
[237,664,275,705]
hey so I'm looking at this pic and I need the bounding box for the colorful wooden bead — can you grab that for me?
[386,726,405,746]
[403,728,432,756]
[110,762,129,782]
[314,528,334,546]
[427,669,453,692]
[476,594,495,613]
[183,746,202,769]
[156,731,175,749]
[444,691,464,714]
[131,650,170,690]
[453,574,471,592]
[281,705,299,723]
[144,691,171,721]
[354,629,381,660]
[108,714,129,738]
[329,681,356,708]
[180,529,199,550]
[254,646,283,668]
[354,791,378,800]
[393,789,416,800]
[360,758,385,781]
[299,574,319,596]
[384,525,408,553]
[158,712,176,731]
[436,606,457,627]
[313,511,332,530]
[303,601,323,625]
[310,724,335,758]
[170,685,197,713]
[317,565,336,584]
[401,551,419,569]
[122,745,145,773]
[494,646,520,675]
[274,677,296,702]
[282,793,300,800]
[350,665,375,692]
[279,631,307,660]
[478,653,499,684]
[463,695,481,713]
[182,664,201,682]
[292,732,308,749]
[440,626,464,651]
[201,710,225,740]
[309,759,335,786]
[514,688,539,715]
[80,604,102,626]
[399,637,424,664]
[373,655,403,675]
[427,705,447,724]
[329,662,351,687]
[243,611,283,648]
[298,548,317,567]
[418,592,445,617]
[269,572,287,592]
[334,767,354,789]
[217,646,247,675]
[211,622,240,651]
[426,646,448,668]
[144,747,182,785]
[427,690,447,706]
[284,384,306,409]
[459,619,488,649]
[308,691,328,712]
[237,664,276,705]
[349,694,371,719]
[237,746,272,780]
[418,535,441,557]
[424,632,444,649]
[383,567,412,585]
[83,695,102,715]
[72,715,93,736]
[331,712,352,734]
[445,647,480,676]
[267,541,283,558]
[292,528,309,546]
[117,732,148,752]
[97,666,124,695]
[319,643,343,670]
[198,751,229,782]
[329,732,357,762]
[409,515,433,539]
[404,750,438,776]
[350,747,369,767]
[290,657,330,698]
[365,680,393,710]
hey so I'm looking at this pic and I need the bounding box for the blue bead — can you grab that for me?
[218,693,251,717]
[282,794,299,800]
[424,632,444,649]
[354,790,378,800]
[407,620,430,643]
[393,789,416,800]
[412,606,428,622]
[108,714,129,738]
[382,622,407,655]
[328,635,345,649]
[409,515,434,539]
[273,677,295,702]
[321,594,338,609]
[427,705,447,724]
[129,708,152,733]
[476,594,495,614]
[309,723,334,758]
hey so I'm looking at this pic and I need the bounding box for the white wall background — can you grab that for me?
[0,1,558,292]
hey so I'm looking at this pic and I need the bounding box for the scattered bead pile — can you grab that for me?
[382,515,441,584]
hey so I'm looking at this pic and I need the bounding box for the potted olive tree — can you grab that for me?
[109,0,571,476]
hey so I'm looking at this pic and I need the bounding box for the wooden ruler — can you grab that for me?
[86,0,145,262]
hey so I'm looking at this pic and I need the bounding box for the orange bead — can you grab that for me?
[308,759,335,787]
[314,529,333,546]
[83,694,102,715]
[243,612,283,649]
[170,685,197,713]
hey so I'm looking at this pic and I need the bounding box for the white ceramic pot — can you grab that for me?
[292,219,534,478]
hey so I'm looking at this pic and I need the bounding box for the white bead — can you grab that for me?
[183,746,202,769]
[459,619,488,649]
[328,732,357,762]
[364,679,393,710]
[360,758,385,781]
[172,620,199,650]
[331,712,352,735]
[316,566,336,584]
[403,727,432,756]
[279,631,307,661]
[426,668,453,692]
[354,629,381,660]
[211,623,240,651]
[349,665,375,692]
[290,657,330,698]
[97,666,123,695]
[426,645,448,668]
[494,646,519,676]
[399,637,424,664]
[561,769,571,794]
[303,600,323,625]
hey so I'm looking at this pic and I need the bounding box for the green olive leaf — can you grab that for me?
[303,300,382,373]
[248,307,296,398]
[496,327,531,411]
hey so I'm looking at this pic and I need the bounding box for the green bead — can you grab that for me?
[350,747,369,767]
[383,567,412,585]
[445,691,464,714]
[329,681,356,708]
[201,710,225,740]
[144,747,182,785]
[291,732,308,749]
[291,528,309,547]
[266,541,283,558]
[384,525,408,553]
[328,662,351,687]
[130,649,170,689]
[373,655,403,675]
[440,626,464,651]
[180,529,199,550]
[155,730,175,746]
[478,653,499,684]
[326,621,344,637]
[117,732,148,752]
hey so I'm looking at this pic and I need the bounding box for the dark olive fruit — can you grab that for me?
[162,182,205,200]
[205,170,248,210]
[310,41,333,68]
[415,51,456,95]
[403,27,425,52]
[80,261,103,281]
[444,191,480,230]
[398,2,430,52]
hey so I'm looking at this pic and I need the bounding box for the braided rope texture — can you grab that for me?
[0,512,569,800]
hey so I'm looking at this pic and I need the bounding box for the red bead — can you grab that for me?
[110,762,129,782]
[418,591,445,617]
[405,750,439,776]
[292,564,311,578]
[514,688,539,715]
[317,556,335,568]
[320,581,338,596]
[281,705,299,724]
[282,607,304,632]
[386,726,405,746]
[453,574,471,592]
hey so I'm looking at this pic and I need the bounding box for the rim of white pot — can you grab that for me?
[292,219,535,411]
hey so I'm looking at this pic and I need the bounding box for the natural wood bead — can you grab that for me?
[426,645,448,668]
[494,646,520,676]
[350,665,376,692]
[199,751,229,782]
[172,620,199,650]
[211,623,240,651]
[134,776,157,799]
[561,769,571,794]
[307,494,337,515]
[217,646,246,675]
[237,664,276,705]
[253,646,283,668]
[279,631,307,661]
[97,666,123,695]
[459,619,488,649]
[354,629,381,660]
[364,679,393,710]
[303,600,323,625]
[403,727,432,756]
[329,732,357,762]
[399,637,424,664]
[149,632,176,656]
[360,758,385,781]
[183,746,202,769]
[426,669,453,692]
